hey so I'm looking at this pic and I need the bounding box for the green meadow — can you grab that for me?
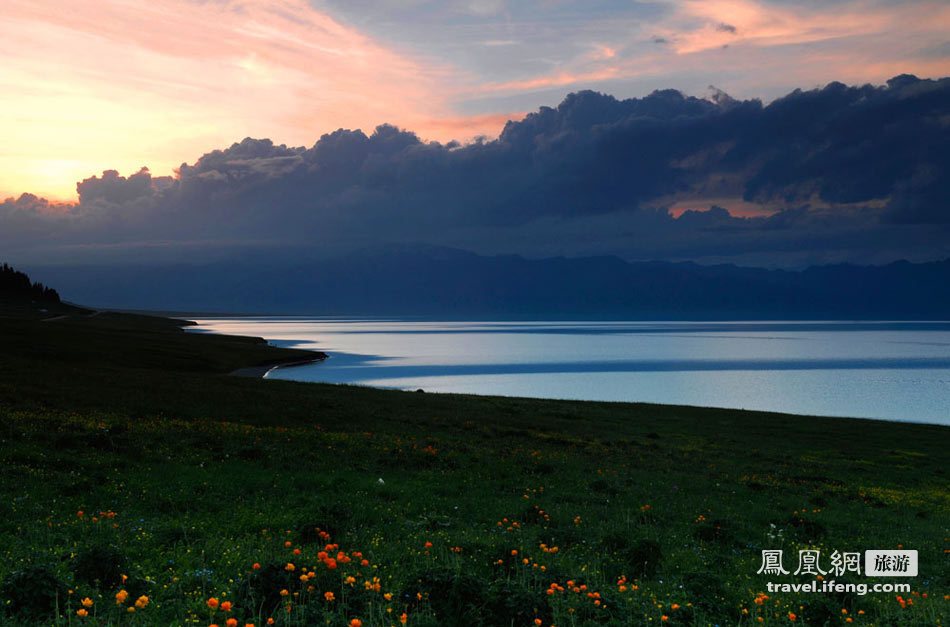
[0,307,947,626]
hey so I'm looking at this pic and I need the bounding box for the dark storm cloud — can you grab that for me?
[882,163,950,224]
[1,192,57,215]
[738,76,949,213]
[716,22,737,33]
[78,168,156,205]
[2,75,948,265]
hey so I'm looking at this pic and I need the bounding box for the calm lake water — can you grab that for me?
[191,319,950,425]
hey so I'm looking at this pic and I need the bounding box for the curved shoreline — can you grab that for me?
[229,355,327,378]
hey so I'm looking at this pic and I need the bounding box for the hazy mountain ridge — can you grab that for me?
[24,250,950,319]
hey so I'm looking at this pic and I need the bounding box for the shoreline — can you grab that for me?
[229,355,327,378]
[206,318,950,425]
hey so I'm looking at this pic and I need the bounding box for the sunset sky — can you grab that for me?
[3,0,950,201]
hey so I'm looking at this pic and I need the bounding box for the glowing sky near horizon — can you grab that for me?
[2,0,949,200]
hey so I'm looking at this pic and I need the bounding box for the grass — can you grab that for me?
[0,307,947,626]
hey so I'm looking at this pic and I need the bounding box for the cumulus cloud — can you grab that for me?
[2,76,949,266]
[76,168,174,206]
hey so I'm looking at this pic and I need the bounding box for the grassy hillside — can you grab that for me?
[0,308,947,626]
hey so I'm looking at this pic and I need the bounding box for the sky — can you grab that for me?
[3,0,950,201]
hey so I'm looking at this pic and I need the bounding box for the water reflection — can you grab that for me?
[191,319,950,424]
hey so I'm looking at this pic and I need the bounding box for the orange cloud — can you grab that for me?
[479,68,621,93]
[590,44,618,61]
[462,0,949,101]
[667,0,950,55]
[474,62,664,95]
[3,0,949,201]
[667,198,778,219]
[417,112,528,137]
[0,0,478,200]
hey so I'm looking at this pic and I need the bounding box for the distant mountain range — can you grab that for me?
[22,248,950,319]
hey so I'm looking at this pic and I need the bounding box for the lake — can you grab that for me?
[191,319,950,425]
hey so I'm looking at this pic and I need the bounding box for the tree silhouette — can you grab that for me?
[0,263,60,303]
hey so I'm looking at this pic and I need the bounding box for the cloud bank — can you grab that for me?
[5,0,950,202]
[3,76,949,268]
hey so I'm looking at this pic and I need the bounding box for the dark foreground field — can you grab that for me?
[0,307,947,626]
